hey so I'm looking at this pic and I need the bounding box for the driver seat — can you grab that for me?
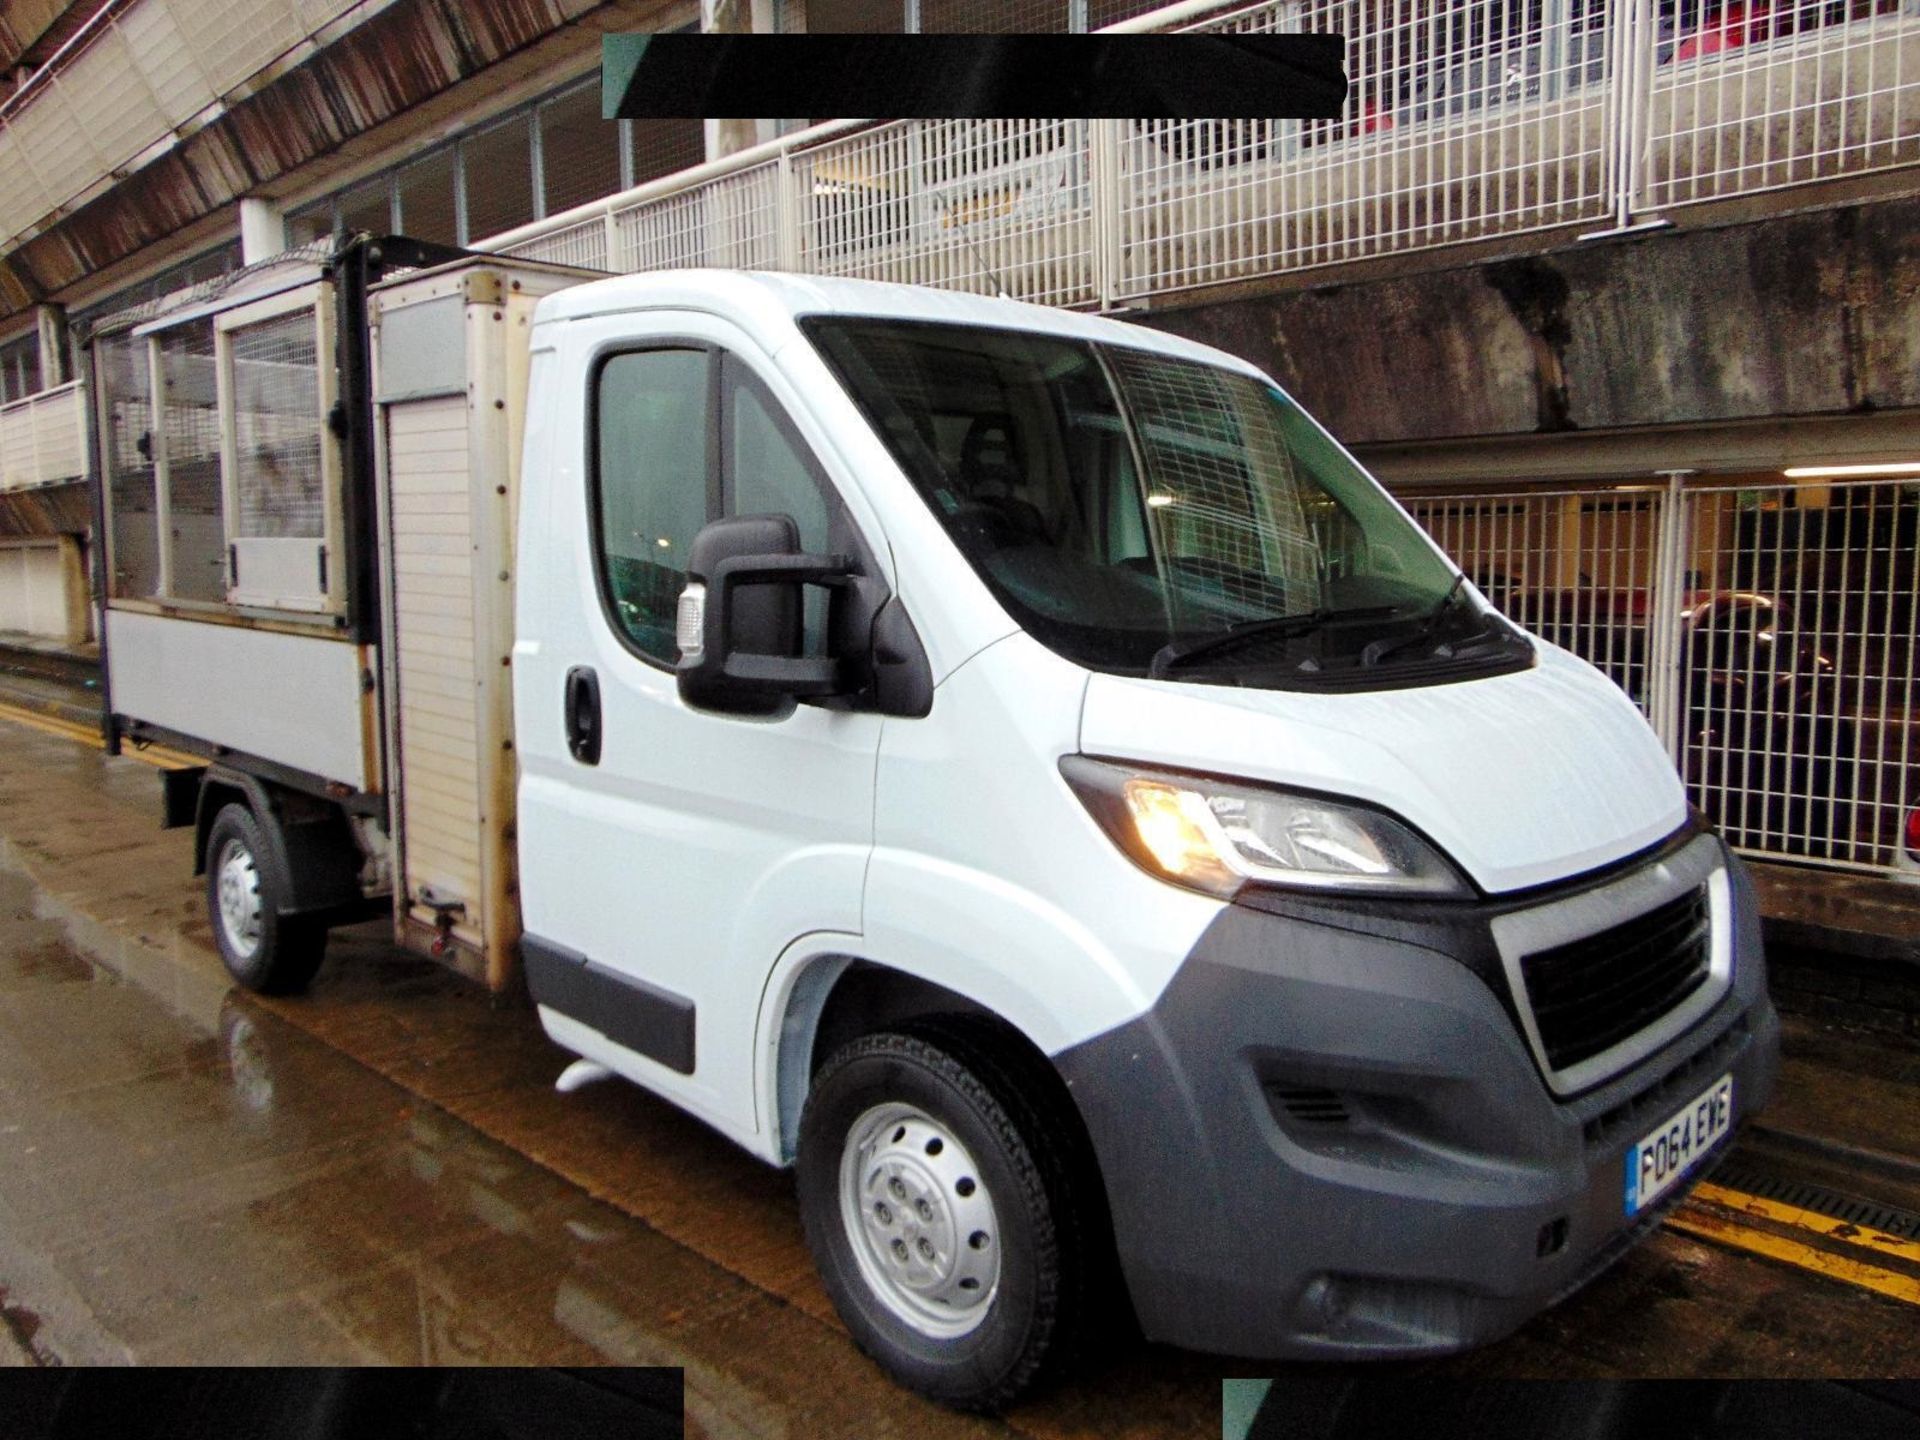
[958,415,1050,544]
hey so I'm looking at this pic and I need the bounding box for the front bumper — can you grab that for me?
[1054,828,1781,1359]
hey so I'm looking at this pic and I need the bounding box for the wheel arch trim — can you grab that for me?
[755,941,1074,1166]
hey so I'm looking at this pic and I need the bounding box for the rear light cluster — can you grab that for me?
[1906,807,1920,861]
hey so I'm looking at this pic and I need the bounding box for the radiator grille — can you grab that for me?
[1520,886,1712,1073]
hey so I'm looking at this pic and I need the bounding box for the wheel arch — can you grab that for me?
[762,951,1106,1188]
[193,766,366,918]
[767,949,1136,1372]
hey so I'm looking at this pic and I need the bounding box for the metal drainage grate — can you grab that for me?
[1705,1161,1920,1242]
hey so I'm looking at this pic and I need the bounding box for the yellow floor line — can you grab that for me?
[0,699,199,770]
[1669,1188,1920,1307]
[1691,1180,1920,1266]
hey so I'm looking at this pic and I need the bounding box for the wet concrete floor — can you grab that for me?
[0,724,1917,1434]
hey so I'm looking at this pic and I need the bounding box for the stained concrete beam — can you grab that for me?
[1137,196,1920,447]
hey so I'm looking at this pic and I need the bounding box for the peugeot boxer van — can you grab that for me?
[98,253,1777,1410]
[508,272,1780,1407]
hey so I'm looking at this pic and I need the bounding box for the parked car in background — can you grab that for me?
[1675,593,1858,860]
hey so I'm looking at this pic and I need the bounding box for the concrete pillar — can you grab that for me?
[239,197,288,264]
[754,0,798,30]
[1555,494,1584,589]
[703,0,760,162]
[32,304,64,387]
[56,534,89,646]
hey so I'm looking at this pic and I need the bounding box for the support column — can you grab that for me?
[56,534,90,646]
[1646,469,1695,764]
[239,197,288,264]
[33,304,66,387]
[703,0,759,163]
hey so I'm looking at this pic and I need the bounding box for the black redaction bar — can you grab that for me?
[601,33,1348,120]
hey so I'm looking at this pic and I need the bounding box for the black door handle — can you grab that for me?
[564,666,602,765]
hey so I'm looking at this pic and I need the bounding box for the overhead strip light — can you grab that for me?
[1782,462,1920,478]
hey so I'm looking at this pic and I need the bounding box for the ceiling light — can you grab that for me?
[1782,462,1920,478]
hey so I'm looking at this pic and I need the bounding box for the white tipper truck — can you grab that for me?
[89,239,1778,1408]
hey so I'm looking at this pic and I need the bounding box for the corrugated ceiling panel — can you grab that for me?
[65,25,169,178]
[180,0,304,102]
[6,79,95,224]
[115,2,217,121]
[292,0,362,31]
[0,132,51,249]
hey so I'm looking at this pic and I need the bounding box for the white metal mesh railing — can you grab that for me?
[1408,485,1663,706]
[1675,480,1920,872]
[480,0,1920,309]
[0,382,88,491]
[1645,0,1920,210]
[1404,476,1920,877]
[794,120,1097,305]
[1114,0,1617,293]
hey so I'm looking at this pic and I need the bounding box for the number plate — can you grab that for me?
[1624,1073,1733,1217]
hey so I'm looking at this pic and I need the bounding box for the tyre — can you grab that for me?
[205,803,326,994]
[796,1023,1091,1411]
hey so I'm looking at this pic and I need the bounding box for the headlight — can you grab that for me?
[1060,756,1470,899]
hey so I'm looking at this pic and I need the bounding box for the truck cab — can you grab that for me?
[508,271,1780,1406]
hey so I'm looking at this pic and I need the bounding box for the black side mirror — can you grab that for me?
[676,514,854,715]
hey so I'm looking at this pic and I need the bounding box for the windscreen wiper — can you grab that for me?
[1358,572,1503,668]
[1149,603,1405,679]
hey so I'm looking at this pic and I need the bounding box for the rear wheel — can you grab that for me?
[205,803,325,994]
[796,1024,1091,1411]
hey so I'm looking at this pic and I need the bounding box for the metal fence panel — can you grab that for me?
[793,120,1098,305]
[1405,485,1663,705]
[1644,0,1920,210]
[608,161,783,272]
[1404,477,1920,877]
[472,0,1920,308]
[1675,480,1920,873]
[1112,0,1619,296]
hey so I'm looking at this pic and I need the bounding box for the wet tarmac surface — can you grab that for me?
[0,724,1917,1434]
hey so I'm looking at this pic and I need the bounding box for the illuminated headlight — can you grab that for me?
[1060,756,1469,899]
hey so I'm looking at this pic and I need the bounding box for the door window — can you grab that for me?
[723,358,838,653]
[593,347,711,664]
[592,345,847,666]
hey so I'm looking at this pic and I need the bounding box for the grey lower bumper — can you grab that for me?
[1054,831,1781,1359]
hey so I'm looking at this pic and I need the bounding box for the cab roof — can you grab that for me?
[529,268,1264,376]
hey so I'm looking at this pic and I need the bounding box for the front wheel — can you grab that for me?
[796,1026,1090,1411]
[205,803,325,994]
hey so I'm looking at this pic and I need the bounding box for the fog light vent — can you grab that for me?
[1269,1087,1350,1125]
[1537,1216,1569,1258]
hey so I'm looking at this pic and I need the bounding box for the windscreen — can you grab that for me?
[805,317,1529,689]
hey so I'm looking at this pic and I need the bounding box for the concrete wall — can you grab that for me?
[1133,196,1920,449]
[0,536,89,644]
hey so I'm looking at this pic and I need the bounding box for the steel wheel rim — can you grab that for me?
[215,837,263,959]
[838,1101,1001,1340]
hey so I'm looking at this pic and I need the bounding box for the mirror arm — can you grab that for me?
[697,551,855,700]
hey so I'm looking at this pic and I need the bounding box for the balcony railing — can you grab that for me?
[484,0,1920,308]
[0,381,88,491]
